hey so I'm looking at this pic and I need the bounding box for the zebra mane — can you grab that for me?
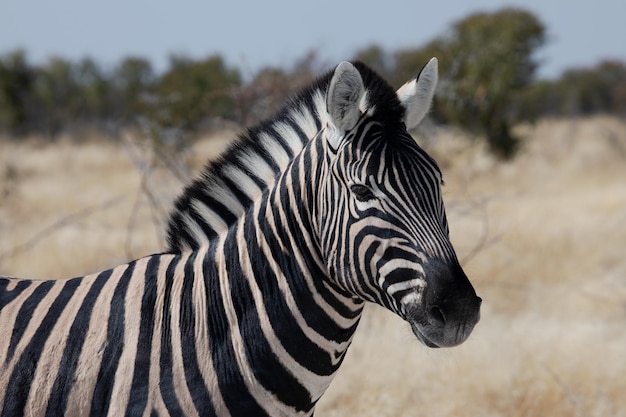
[166,62,405,252]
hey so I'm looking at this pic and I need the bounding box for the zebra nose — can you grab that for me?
[426,294,481,331]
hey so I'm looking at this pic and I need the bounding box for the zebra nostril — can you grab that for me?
[429,306,446,325]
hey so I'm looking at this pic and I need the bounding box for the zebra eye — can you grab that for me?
[350,184,377,202]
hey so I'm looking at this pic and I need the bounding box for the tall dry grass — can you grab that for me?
[1,116,625,416]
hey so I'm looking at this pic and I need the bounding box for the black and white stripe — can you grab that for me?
[166,85,327,251]
[0,59,480,416]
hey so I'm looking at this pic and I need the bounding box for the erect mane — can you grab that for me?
[166,62,405,253]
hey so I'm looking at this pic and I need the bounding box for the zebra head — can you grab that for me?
[318,59,481,348]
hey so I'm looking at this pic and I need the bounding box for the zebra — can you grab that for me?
[0,58,481,416]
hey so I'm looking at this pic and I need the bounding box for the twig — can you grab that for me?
[121,130,190,259]
[124,164,169,259]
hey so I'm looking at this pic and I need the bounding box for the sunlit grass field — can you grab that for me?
[1,116,625,416]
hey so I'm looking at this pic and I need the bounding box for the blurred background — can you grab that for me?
[1,1,625,416]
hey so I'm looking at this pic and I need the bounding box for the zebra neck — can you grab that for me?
[246,179,365,347]
[196,147,364,409]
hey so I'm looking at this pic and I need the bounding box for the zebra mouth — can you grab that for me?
[411,324,440,348]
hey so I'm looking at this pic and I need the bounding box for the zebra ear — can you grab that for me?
[326,61,365,147]
[396,57,438,129]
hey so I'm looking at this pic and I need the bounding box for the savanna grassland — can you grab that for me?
[1,116,625,416]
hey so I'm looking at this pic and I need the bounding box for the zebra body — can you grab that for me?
[0,59,481,416]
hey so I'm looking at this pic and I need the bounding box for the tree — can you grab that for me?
[33,56,82,136]
[558,60,626,115]
[112,57,156,122]
[0,50,36,135]
[232,67,291,126]
[151,54,241,132]
[396,8,546,158]
[73,57,113,126]
[232,50,326,127]
[517,59,626,118]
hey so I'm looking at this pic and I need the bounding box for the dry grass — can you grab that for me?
[0,131,234,276]
[1,116,625,416]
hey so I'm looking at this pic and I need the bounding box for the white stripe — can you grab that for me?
[108,257,149,416]
[168,253,202,417]
[209,178,246,217]
[387,278,426,295]
[191,247,231,416]
[377,259,425,288]
[273,121,306,156]
[67,264,129,415]
[222,165,263,201]
[237,150,275,185]
[291,102,320,138]
[182,211,211,246]
[259,131,291,168]
[25,277,96,413]
[190,199,228,233]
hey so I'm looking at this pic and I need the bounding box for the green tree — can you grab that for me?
[33,56,83,135]
[518,59,626,117]
[0,50,36,135]
[232,67,290,126]
[233,50,330,126]
[396,8,546,158]
[73,57,113,125]
[559,60,626,115]
[152,54,241,131]
[112,56,155,122]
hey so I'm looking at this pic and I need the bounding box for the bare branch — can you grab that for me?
[120,130,192,258]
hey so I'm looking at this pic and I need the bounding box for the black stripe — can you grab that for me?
[194,190,239,228]
[4,280,54,364]
[300,98,323,131]
[179,251,218,416]
[0,278,31,310]
[158,255,185,416]
[285,117,310,146]
[250,131,282,175]
[279,166,354,321]
[219,174,254,208]
[264,124,295,159]
[232,145,268,189]
[283,150,359,321]
[125,255,161,417]
[256,202,339,376]
[45,269,113,417]
[90,262,136,417]
[204,240,266,416]
[226,227,313,411]
[1,278,81,417]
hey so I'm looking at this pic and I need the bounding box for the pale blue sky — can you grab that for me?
[1,0,625,79]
